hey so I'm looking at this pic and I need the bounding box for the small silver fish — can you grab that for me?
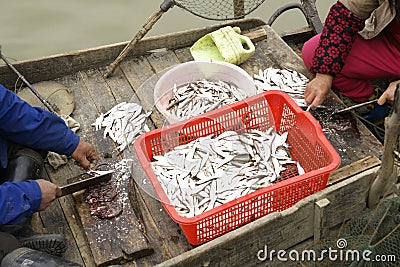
[151,128,304,218]
[253,67,309,107]
[92,102,151,152]
[167,79,248,120]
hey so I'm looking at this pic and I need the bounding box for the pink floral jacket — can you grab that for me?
[310,0,397,76]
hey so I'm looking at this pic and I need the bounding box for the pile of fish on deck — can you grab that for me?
[253,67,309,107]
[93,102,150,152]
[151,129,305,218]
[166,79,248,120]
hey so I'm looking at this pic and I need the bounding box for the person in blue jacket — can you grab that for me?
[0,84,98,266]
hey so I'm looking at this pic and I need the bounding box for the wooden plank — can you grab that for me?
[117,57,180,266]
[328,155,380,186]
[173,47,193,63]
[243,28,268,43]
[68,68,152,266]
[57,194,96,267]
[120,56,192,265]
[101,66,138,104]
[73,189,153,265]
[313,198,330,243]
[280,26,314,43]
[97,65,155,255]
[240,41,278,77]
[322,167,379,228]
[121,54,193,259]
[146,49,180,74]
[256,25,312,79]
[130,152,188,266]
[42,70,151,266]
[0,18,266,89]
[122,50,181,128]
[46,73,98,267]
[30,213,45,233]
[78,68,118,113]
[309,94,383,167]
[120,56,166,127]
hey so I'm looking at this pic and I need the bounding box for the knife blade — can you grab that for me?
[331,99,378,116]
[60,170,114,197]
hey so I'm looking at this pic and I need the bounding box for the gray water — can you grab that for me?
[0,0,335,61]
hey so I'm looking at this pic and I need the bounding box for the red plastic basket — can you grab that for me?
[134,91,340,245]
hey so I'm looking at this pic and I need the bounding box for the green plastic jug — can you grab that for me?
[190,26,255,65]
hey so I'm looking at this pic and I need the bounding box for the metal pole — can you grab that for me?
[0,46,59,114]
[103,0,174,78]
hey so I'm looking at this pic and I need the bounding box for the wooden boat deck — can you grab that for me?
[0,18,383,266]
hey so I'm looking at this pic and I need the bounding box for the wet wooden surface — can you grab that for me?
[0,19,383,266]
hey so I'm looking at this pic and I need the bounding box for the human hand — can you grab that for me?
[71,140,98,170]
[36,179,61,211]
[304,73,333,110]
[377,80,400,105]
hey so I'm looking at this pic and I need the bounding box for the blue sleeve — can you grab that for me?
[0,180,42,225]
[0,84,80,156]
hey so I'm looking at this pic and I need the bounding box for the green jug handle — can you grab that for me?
[238,35,255,55]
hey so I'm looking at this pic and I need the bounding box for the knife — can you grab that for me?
[331,99,378,116]
[59,170,114,197]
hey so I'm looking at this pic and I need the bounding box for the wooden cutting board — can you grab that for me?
[72,173,153,267]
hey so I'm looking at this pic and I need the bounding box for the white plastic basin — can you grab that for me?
[153,60,257,124]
